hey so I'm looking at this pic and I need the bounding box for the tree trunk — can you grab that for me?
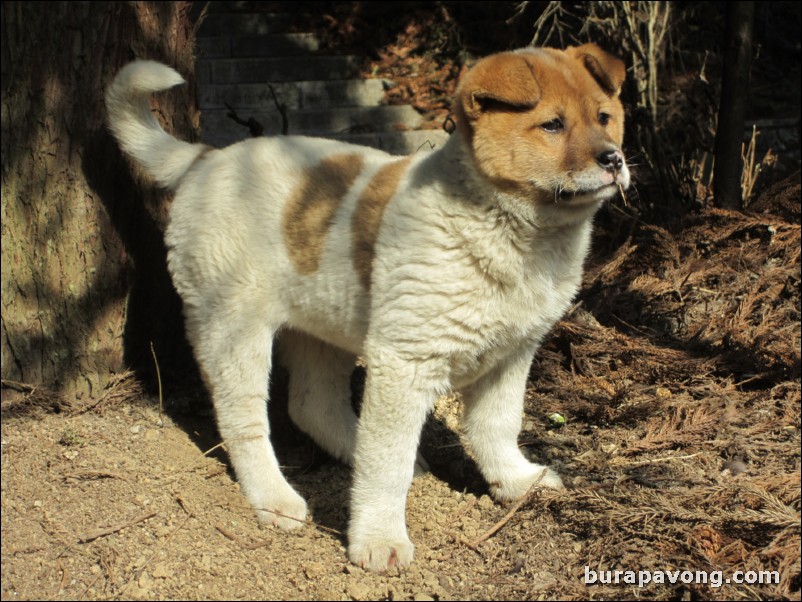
[713,1,755,211]
[1,1,201,399]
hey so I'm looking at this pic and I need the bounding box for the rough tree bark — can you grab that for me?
[713,1,755,211]
[1,1,201,399]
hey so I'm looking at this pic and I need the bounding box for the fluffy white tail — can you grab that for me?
[106,61,207,190]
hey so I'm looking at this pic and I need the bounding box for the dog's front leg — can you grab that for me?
[461,344,564,500]
[347,350,443,572]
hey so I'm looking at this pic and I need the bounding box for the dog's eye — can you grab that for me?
[598,112,611,126]
[541,118,564,133]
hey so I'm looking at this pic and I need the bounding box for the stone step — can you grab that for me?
[199,79,392,111]
[199,126,450,157]
[197,12,308,36]
[199,55,362,84]
[333,129,452,156]
[201,105,424,147]
[193,6,444,156]
[197,33,321,59]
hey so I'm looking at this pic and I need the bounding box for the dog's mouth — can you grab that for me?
[556,182,618,203]
[552,162,630,204]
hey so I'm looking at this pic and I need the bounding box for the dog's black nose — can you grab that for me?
[597,150,624,173]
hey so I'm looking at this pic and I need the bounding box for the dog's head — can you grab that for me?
[455,44,629,206]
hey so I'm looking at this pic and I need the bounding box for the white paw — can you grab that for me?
[490,463,564,501]
[252,489,308,531]
[348,536,414,573]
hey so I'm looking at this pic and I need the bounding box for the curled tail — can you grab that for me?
[106,60,207,190]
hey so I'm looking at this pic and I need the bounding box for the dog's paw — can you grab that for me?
[348,537,414,573]
[490,463,564,501]
[253,489,308,532]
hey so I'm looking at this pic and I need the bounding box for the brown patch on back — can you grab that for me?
[352,157,411,289]
[284,153,364,274]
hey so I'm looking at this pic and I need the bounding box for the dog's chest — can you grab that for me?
[446,261,579,387]
[444,216,591,387]
[372,221,588,389]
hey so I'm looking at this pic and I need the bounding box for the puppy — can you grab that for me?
[106,44,629,572]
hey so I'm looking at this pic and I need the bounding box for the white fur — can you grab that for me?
[105,61,207,189]
[107,59,625,572]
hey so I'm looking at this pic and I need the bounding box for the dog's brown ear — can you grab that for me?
[566,43,626,97]
[456,53,541,123]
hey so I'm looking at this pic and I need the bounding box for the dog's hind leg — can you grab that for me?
[279,331,430,475]
[188,313,308,531]
[279,331,358,465]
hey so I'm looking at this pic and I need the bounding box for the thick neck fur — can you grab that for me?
[414,133,599,288]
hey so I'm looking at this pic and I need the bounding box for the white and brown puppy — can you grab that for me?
[106,44,629,572]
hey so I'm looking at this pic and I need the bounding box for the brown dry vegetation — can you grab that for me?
[529,173,802,599]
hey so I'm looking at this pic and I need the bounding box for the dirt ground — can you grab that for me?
[2,173,799,600]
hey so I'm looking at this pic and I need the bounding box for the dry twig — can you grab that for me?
[78,511,158,543]
[466,470,550,548]
[216,524,272,550]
